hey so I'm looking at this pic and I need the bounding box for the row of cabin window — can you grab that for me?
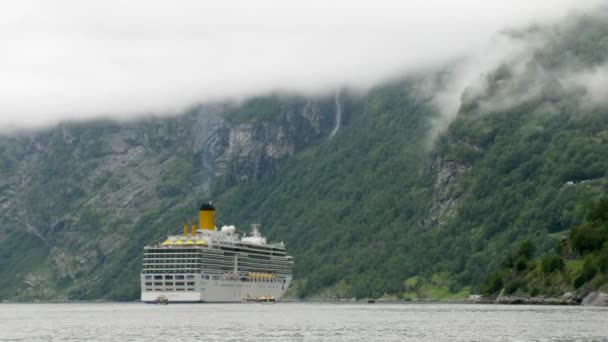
[145,275,195,280]
[143,259,199,263]
[145,274,285,283]
[142,270,198,274]
[145,251,199,255]
[145,282,195,286]
[146,288,195,292]
[199,276,283,283]
[142,265,199,268]
[241,278,281,283]
[144,252,199,255]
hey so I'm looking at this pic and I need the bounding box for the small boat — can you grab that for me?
[259,295,276,304]
[368,299,375,304]
[154,295,169,305]
[245,294,276,304]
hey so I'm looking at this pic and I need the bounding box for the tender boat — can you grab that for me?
[155,295,169,305]
[245,294,276,304]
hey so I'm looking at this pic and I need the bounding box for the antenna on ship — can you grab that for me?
[250,223,261,237]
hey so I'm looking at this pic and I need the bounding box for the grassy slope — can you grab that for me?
[0,230,51,299]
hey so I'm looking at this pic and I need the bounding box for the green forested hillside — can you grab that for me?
[1,11,608,301]
[212,13,608,298]
[480,197,608,300]
[214,82,438,298]
[212,80,608,298]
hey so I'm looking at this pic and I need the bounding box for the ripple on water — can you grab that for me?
[0,303,607,342]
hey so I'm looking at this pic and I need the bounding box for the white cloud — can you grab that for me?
[0,0,603,130]
[568,64,608,106]
[427,34,535,142]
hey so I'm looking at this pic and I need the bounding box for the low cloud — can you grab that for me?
[568,64,608,107]
[0,0,604,130]
[427,34,534,142]
[428,8,608,141]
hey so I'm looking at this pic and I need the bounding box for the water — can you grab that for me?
[0,303,607,341]
[330,91,342,138]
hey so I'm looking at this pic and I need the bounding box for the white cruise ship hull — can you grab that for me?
[141,205,294,303]
[141,276,292,303]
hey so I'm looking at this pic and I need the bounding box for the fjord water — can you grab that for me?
[1,303,607,341]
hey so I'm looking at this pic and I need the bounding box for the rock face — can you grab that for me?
[492,289,582,305]
[423,155,469,228]
[489,291,608,306]
[582,292,608,306]
[495,295,579,305]
[210,100,332,182]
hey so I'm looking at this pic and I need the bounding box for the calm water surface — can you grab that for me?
[0,303,607,341]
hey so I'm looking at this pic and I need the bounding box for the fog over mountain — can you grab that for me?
[0,0,604,130]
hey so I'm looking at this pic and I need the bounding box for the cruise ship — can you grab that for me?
[140,203,293,303]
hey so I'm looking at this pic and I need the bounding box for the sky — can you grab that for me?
[0,0,604,130]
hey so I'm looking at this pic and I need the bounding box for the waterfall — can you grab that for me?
[202,143,215,175]
[330,90,342,138]
[200,141,216,195]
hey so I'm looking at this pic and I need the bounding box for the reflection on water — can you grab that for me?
[0,303,607,341]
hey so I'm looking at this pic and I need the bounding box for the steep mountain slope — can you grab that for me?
[0,98,336,300]
[1,11,608,301]
[213,82,439,298]
[432,14,608,288]
[213,12,608,298]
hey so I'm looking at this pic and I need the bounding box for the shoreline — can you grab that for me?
[2,295,606,306]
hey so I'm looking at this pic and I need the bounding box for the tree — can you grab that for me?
[541,254,564,274]
[480,273,503,296]
[574,256,598,288]
[517,240,537,260]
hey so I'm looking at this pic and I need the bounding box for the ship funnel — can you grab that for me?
[199,203,216,230]
[191,222,196,236]
[183,223,188,236]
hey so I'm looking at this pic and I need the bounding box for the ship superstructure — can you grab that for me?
[140,203,293,303]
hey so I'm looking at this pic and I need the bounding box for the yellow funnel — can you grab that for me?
[191,223,196,236]
[183,223,188,236]
[199,203,215,230]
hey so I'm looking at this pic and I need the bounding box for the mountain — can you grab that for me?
[1,11,608,301]
[0,98,337,300]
